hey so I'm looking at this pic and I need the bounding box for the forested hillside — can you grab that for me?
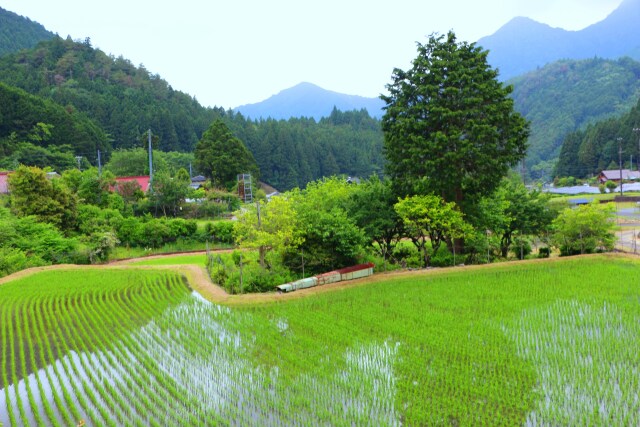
[478,0,640,80]
[0,36,218,152]
[509,57,640,179]
[225,108,383,190]
[0,36,383,190]
[555,98,640,178]
[0,82,108,170]
[0,7,53,56]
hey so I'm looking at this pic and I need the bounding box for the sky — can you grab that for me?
[2,0,624,109]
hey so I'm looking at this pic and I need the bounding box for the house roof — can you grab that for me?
[599,169,640,180]
[568,198,592,206]
[113,176,151,192]
[0,171,10,194]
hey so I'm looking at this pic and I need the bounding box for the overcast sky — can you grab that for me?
[2,0,623,109]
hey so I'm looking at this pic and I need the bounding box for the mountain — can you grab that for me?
[0,82,108,171]
[0,35,219,152]
[234,82,385,120]
[0,7,54,56]
[509,57,640,179]
[0,35,383,190]
[478,0,640,80]
[554,97,640,178]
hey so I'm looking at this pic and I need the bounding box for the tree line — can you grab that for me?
[0,36,384,191]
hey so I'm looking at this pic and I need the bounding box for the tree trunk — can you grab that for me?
[453,188,465,255]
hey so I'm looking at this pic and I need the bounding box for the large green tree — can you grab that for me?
[8,165,78,231]
[551,202,616,256]
[194,119,259,190]
[394,194,471,267]
[345,175,404,262]
[381,31,529,205]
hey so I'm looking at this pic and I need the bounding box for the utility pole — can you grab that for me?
[634,127,640,171]
[521,158,526,185]
[75,155,82,170]
[618,137,624,196]
[97,149,102,178]
[148,129,153,192]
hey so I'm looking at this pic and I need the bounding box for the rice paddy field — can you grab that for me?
[1,255,640,426]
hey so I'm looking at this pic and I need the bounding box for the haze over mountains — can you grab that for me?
[234,82,385,121]
[478,0,640,80]
[2,2,640,181]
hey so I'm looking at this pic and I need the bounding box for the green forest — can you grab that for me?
[509,57,640,179]
[555,97,640,178]
[0,36,383,190]
[0,7,53,56]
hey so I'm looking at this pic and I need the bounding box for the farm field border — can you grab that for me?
[1,252,636,306]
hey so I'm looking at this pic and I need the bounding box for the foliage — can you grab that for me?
[204,221,235,244]
[394,194,472,267]
[8,165,78,231]
[229,108,384,191]
[551,202,616,255]
[509,57,640,180]
[345,175,404,260]
[554,91,640,179]
[234,196,303,268]
[0,33,384,192]
[381,31,529,204]
[194,119,259,190]
[0,7,53,56]
[0,207,83,276]
[104,148,197,177]
[0,246,47,277]
[0,36,217,152]
[488,177,554,257]
[84,231,119,263]
[284,177,366,274]
[148,171,190,217]
[115,215,198,248]
[0,83,108,169]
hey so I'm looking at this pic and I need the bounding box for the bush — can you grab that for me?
[538,247,550,258]
[431,247,455,267]
[205,221,235,244]
[0,247,47,278]
[392,242,422,268]
[510,237,532,260]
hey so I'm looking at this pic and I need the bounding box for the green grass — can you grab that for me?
[110,241,232,260]
[127,253,207,266]
[1,256,640,425]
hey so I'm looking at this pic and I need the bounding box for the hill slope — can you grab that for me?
[509,57,640,179]
[478,0,640,80]
[0,36,219,152]
[0,82,108,170]
[555,96,640,178]
[234,82,385,120]
[0,7,54,56]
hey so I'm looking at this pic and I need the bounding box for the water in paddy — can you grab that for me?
[0,292,401,426]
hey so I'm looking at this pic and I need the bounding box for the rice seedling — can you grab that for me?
[1,256,640,425]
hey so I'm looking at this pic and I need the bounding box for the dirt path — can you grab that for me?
[1,252,634,305]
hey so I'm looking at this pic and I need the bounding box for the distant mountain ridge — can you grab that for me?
[0,7,54,56]
[234,82,385,120]
[478,0,640,80]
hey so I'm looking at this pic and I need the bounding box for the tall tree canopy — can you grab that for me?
[194,119,259,190]
[381,31,529,205]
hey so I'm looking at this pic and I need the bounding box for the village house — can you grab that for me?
[597,169,640,184]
